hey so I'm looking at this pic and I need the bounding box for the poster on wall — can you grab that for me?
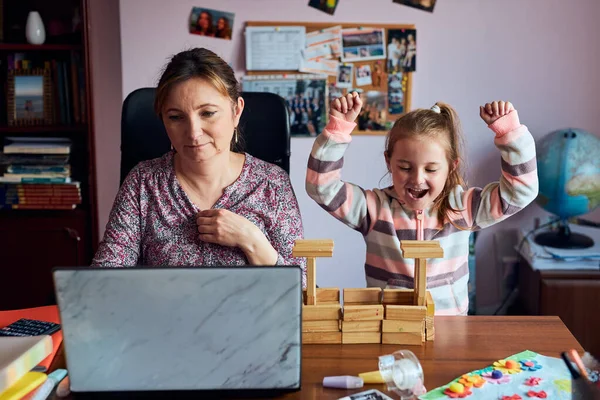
[341,28,386,62]
[189,7,235,40]
[393,0,436,13]
[387,29,417,72]
[242,75,328,137]
[308,0,339,15]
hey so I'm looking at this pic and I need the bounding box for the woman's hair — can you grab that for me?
[385,102,467,224]
[154,48,243,151]
[196,11,214,35]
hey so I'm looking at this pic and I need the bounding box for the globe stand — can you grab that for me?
[534,223,594,249]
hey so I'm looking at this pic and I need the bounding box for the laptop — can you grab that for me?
[53,266,302,398]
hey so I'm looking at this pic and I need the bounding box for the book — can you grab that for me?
[0,306,63,372]
[0,336,52,394]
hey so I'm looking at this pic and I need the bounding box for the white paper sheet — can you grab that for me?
[245,26,306,71]
[306,25,342,57]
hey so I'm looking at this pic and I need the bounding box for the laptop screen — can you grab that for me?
[53,266,302,393]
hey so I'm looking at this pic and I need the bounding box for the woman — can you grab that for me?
[92,48,306,286]
[215,17,232,39]
[194,11,215,37]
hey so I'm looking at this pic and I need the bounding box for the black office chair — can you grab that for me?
[120,88,291,184]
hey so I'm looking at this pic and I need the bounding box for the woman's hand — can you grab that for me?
[480,100,515,125]
[196,209,277,264]
[330,92,363,123]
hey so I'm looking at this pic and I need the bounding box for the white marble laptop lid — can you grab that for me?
[53,267,302,392]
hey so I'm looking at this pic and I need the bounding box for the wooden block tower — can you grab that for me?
[293,239,342,344]
[381,240,442,345]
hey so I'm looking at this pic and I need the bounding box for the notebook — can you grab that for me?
[53,266,302,397]
[0,306,62,371]
[0,336,53,394]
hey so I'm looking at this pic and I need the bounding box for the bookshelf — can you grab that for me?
[0,0,97,310]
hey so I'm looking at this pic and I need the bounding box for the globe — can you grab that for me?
[535,128,600,248]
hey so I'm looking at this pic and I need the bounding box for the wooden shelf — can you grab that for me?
[0,125,88,133]
[0,43,82,51]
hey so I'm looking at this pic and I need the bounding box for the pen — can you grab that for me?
[29,369,67,400]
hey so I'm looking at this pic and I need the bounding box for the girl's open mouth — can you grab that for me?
[407,188,428,199]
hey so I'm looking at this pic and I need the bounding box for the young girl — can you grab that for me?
[306,93,538,315]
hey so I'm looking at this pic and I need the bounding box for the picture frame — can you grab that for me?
[7,68,53,126]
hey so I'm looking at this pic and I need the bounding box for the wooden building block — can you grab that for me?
[303,320,340,333]
[303,288,340,305]
[292,239,334,258]
[402,248,444,258]
[414,258,427,306]
[426,326,435,341]
[292,249,334,258]
[400,240,444,259]
[343,288,382,305]
[426,291,435,316]
[303,304,341,321]
[382,331,424,345]
[306,257,317,305]
[382,289,413,305]
[302,288,340,305]
[400,240,440,248]
[385,305,426,321]
[382,320,423,333]
[341,320,381,332]
[343,305,384,321]
[294,239,334,248]
[303,331,342,344]
[342,332,381,344]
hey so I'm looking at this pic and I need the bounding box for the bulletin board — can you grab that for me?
[244,21,416,136]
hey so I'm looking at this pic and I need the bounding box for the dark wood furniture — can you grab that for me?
[0,0,97,310]
[516,258,600,357]
[50,316,582,399]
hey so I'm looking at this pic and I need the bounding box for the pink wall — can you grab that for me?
[89,0,600,310]
[89,0,123,238]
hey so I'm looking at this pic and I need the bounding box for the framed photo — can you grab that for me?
[242,74,328,137]
[341,27,386,62]
[189,7,234,40]
[7,69,53,126]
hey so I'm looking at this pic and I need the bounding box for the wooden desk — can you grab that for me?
[50,316,581,399]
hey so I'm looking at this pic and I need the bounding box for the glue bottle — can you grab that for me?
[378,350,425,399]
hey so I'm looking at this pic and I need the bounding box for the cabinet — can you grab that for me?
[0,0,97,310]
[515,259,600,356]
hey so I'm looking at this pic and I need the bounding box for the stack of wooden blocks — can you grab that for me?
[293,239,441,345]
[294,239,342,344]
[342,288,383,344]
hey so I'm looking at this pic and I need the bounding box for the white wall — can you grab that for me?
[105,0,600,310]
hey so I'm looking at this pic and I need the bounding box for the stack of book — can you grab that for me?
[0,137,81,210]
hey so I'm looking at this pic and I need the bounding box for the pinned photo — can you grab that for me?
[357,91,391,131]
[336,64,353,88]
[388,72,406,115]
[308,0,339,15]
[341,28,386,62]
[189,7,234,40]
[355,64,372,86]
[387,29,417,72]
[242,75,327,137]
[393,0,436,13]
